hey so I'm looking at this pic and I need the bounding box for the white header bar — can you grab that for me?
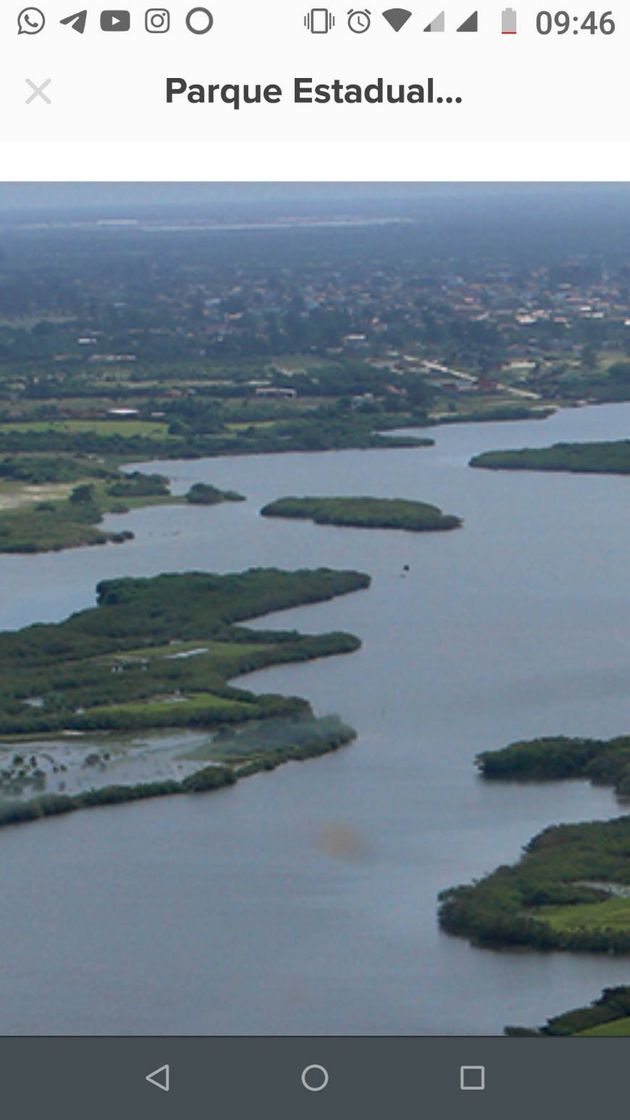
[1,1,629,178]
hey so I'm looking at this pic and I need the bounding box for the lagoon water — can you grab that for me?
[3,404,630,1033]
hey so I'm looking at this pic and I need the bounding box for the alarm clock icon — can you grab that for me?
[348,8,371,31]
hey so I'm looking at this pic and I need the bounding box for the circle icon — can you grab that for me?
[17,6,45,34]
[185,6,213,32]
[301,1065,329,1093]
[348,8,370,32]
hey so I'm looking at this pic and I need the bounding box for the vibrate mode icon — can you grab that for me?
[304,8,335,32]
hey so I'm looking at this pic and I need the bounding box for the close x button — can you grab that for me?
[25,77,52,104]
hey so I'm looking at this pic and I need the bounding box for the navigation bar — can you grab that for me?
[0,1037,626,1119]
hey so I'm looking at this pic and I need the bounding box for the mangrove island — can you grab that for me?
[440,733,630,954]
[260,495,462,532]
[477,733,630,798]
[470,439,630,475]
[0,567,369,827]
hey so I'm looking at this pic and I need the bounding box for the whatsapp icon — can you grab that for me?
[18,7,46,33]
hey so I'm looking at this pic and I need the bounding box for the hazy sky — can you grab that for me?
[0,182,445,211]
[0,182,627,214]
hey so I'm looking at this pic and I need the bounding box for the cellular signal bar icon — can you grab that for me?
[501,7,517,33]
[305,7,335,31]
[456,10,478,31]
[424,9,445,31]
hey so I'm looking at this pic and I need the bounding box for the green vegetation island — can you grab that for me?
[506,986,630,1037]
[260,495,462,533]
[439,731,630,955]
[0,567,368,736]
[470,439,630,475]
[477,733,630,797]
[0,567,369,826]
[438,731,630,1022]
[0,456,244,553]
[0,417,433,462]
[439,813,630,954]
[185,481,244,504]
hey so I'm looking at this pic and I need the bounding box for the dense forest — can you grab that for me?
[470,439,630,474]
[477,734,630,797]
[260,495,462,532]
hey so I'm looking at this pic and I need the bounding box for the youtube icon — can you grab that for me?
[100,9,130,30]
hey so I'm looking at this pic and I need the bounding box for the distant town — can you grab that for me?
[1,214,630,440]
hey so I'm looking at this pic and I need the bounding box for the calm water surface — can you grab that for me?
[3,404,630,1034]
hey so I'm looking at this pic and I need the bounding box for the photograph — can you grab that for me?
[2,181,630,1038]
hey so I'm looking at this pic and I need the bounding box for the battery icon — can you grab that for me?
[501,7,517,33]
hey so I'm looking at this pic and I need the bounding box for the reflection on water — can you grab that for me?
[2,403,630,1034]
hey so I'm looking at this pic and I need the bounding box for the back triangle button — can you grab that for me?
[146,1064,170,1093]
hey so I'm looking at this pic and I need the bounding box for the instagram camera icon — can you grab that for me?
[145,7,170,31]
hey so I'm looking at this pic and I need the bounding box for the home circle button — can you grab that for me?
[301,1064,329,1092]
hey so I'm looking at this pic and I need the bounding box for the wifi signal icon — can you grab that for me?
[382,7,412,30]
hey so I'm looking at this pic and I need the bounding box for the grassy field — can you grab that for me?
[2,419,170,437]
[86,692,252,724]
[580,1017,630,1036]
[431,398,552,423]
[539,897,630,934]
[225,421,277,432]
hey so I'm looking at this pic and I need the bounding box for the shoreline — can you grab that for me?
[0,718,357,832]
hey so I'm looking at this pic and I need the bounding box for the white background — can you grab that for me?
[2,0,630,179]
